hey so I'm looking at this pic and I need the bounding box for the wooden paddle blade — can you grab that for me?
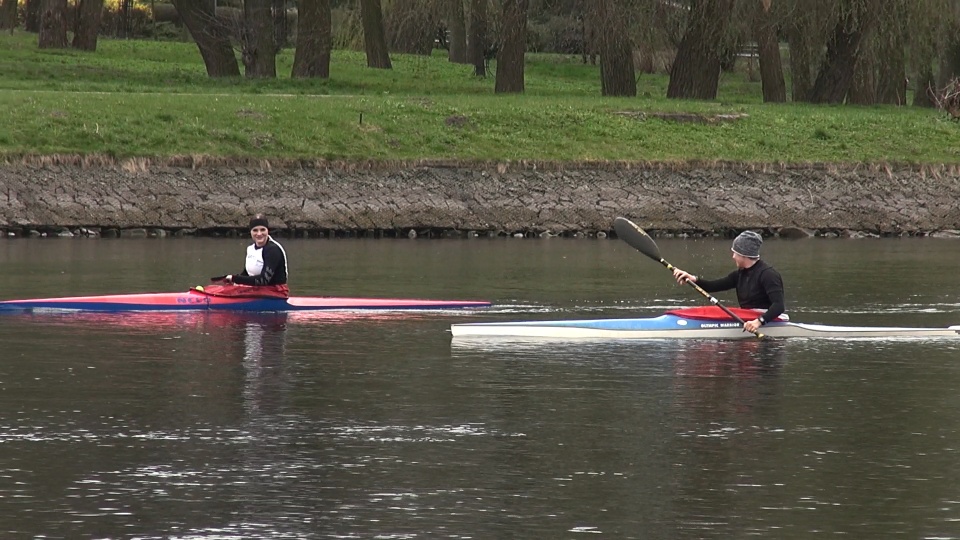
[613,217,662,261]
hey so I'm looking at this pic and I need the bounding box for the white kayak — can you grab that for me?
[450,308,960,340]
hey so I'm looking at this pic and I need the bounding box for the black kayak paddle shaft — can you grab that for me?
[613,216,764,339]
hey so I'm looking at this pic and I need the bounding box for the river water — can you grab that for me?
[2,236,960,539]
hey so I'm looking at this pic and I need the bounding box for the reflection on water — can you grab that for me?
[3,238,960,538]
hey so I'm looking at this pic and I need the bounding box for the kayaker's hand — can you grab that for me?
[744,319,761,333]
[672,268,696,285]
[225,275,233,283]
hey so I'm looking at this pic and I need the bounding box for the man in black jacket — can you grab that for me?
[671,230,785,334]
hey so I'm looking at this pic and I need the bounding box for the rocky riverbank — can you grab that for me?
[2,156,960,239]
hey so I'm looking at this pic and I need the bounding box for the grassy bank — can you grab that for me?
[1,31,958,164]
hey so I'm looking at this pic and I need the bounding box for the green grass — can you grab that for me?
[2,31,958,163]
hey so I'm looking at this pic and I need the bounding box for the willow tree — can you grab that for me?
[938,2,960,88]
[387,0,440,54]
[292,0,332,78]
[807,0,879,104]
[360,0,392,68]
[754,0,786,102]
[171,0,241,77]
[667,0,738,100]
[242,0,277,77]
[913,0,960,105]
[495,0,529,93]
[848,0,911,105]
[467,0,489,76]
[596,0,636,96]
[448,0,468,63]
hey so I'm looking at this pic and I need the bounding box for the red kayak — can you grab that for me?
[0,289,491,313]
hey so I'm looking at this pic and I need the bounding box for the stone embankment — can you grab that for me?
[2,157,960,239]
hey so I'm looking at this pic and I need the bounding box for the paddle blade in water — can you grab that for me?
[613,217,662,261]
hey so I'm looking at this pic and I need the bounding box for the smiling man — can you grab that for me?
[217,214,289,297]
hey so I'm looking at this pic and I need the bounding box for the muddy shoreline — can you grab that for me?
[3,158,960,239]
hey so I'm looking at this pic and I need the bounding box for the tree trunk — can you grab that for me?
[117,0,132,38]
[786,15,812,102]
[292,0,331,78]
[875,34,905,105]
[171,0,241,77]
[360,0,391,69]
[242,0,277,78]
[0,0,17,30]
[913,67,935,108]
[667,0,736,100]
[25,0,41,32]
[273,0,287,50]
[448,0,468,63]
[72,0,104,51]
[37,0,67,49]
[754,0,785,102]
[467,0,487,76]
[596,0,635,97]
[807,5,875,104]
[579,0,597,64]
[848,47,876,105]
[494,0,527,93]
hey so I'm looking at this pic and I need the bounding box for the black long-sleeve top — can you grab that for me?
[695,259,785,324]
[233,238,288,286]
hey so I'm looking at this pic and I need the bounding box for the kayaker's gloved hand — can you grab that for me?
[210,275,229,283]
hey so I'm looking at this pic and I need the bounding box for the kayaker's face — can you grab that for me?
[250,226,269,247]
[731,250,756,269]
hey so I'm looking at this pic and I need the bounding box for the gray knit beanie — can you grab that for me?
[731,230,763,258]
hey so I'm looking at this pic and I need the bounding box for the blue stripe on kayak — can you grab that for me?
[0,300,490,312]
[468,315,789,331]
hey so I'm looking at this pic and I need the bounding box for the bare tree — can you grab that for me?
[667,0,738,100]
[579,0,598,65]
[807,0,878,104]
[243,0,277,77]
[274,0,288,50]
[38,0,67,49]
[0,0,17,30]
[171,0,241,77]
[467,0,488,76]
[72,0,105,51]
[293,0,332,78]
[940,40,960,88]
[448,0,469,63]
[387,0,439,54]
[25,0,41,32]
[360,0,392,68]
[596,0,636,96]
[754,0,786,102]
[495,0,528,93]
[784,1,821,102]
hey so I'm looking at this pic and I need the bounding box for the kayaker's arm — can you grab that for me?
[694,271,738,294]
[756,271,785,324]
